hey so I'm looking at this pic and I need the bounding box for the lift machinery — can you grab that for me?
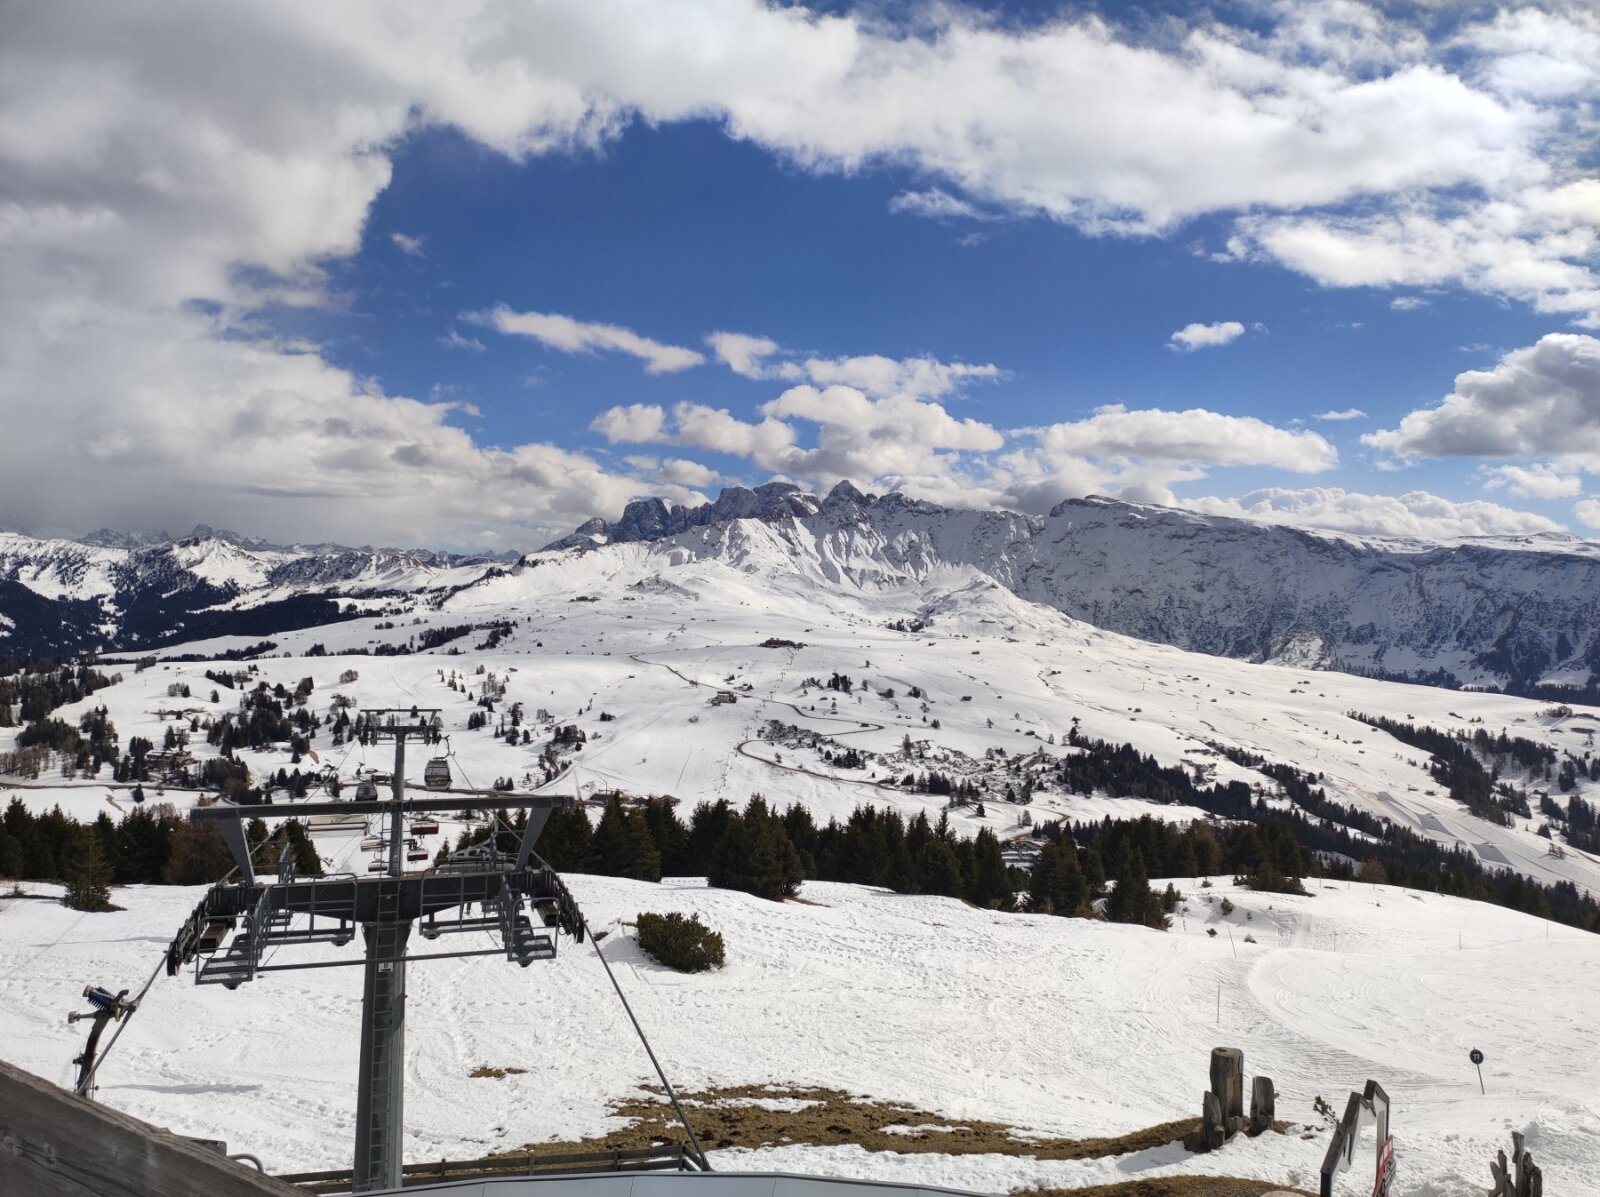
[165,707,584,1193]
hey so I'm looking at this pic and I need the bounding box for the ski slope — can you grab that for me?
[1,875,1595,1194]
[11,545,1596,896]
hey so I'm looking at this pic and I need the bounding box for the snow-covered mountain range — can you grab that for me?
[9,484,1600,697]
[548,481,1600,695]
[0,527,511,656]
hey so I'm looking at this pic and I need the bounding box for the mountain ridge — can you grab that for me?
[7,485,1600,696]
[535,483,1600,695]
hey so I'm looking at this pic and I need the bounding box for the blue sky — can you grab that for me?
[320,120,1555,500]
[4,1,1599,548]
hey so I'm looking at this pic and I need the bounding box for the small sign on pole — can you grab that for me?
[1470,1048,1485,1094]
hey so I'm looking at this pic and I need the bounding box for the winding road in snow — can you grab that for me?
[626,649,898,793]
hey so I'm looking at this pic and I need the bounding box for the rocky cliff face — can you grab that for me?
[544,481,827,548]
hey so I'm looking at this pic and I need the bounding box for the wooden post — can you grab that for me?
[0,1058,301,1197]
[1199,1090,1227,1151]
[1210,1046,1245,1135]
[1490,1131,1543,1197]
[1248,1075,1275,1135]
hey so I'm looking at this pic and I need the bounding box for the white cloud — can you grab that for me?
[1389,296,1428,311]
[707,330,1002,399]
[803,355,1003,397]
[1314,408,1367,421]
[1575,498,1600,530]
[590,403,667,443]
[1458,7,1600,103]
[1230,189,1600,325]
[1168,321,1246,351]
[764,385,1005,453]
[1364,333,1600,459]
[6,0,1599,541]
[0,302,703,546]
[475,306,704,374]
[390,231,426,257]
[589,386,1003,499]
[1484,463,1582,500]
[706,332,785,380]
[1187,487,1566,540]
[564,377,1348,528]
[887,189,994,222]
[657,457,722,488]
[673,404,799,462]
[438,328,485,352]
[1039,405,1336,472]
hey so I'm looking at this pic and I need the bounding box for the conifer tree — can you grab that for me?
[537,804,595,871]
[642,798,691,876]
[161,821,234,885]
[965,828,1012,910]
[1105,846,1166,928]
[917,837,964,897]
[64,832,114,912]
[1027,845,1061,914]
[708,797,803,901]
[0,820,22,879]
[687,799,734,869]
[282,819,323,877]
[1029,842,1089,917]
[591,797,661,881]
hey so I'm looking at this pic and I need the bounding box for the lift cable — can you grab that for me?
[524,838,710,1172]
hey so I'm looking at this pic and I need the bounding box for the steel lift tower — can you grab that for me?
[167,707,584,1193]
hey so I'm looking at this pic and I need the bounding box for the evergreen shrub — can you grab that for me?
[636,911,725,973]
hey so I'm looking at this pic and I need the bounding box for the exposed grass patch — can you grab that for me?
[505,1082,1290,1163]
[1019,1180,1314,1197]
[469,1065,528,1079]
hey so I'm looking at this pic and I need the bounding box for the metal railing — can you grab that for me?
[278,1142,704,1193]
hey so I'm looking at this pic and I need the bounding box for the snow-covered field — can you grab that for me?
[5,543,1600,1193]
[1,875,1595,1195]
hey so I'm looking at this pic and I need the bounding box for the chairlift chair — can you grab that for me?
[360,835,386,852]
[423,757,451,790]
[406,847,429,863]
[366,858,387,874]
[409,819,439,836]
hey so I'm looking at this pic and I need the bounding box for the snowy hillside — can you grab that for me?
[2,875,1595,1193]
[9,541,1600,899]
